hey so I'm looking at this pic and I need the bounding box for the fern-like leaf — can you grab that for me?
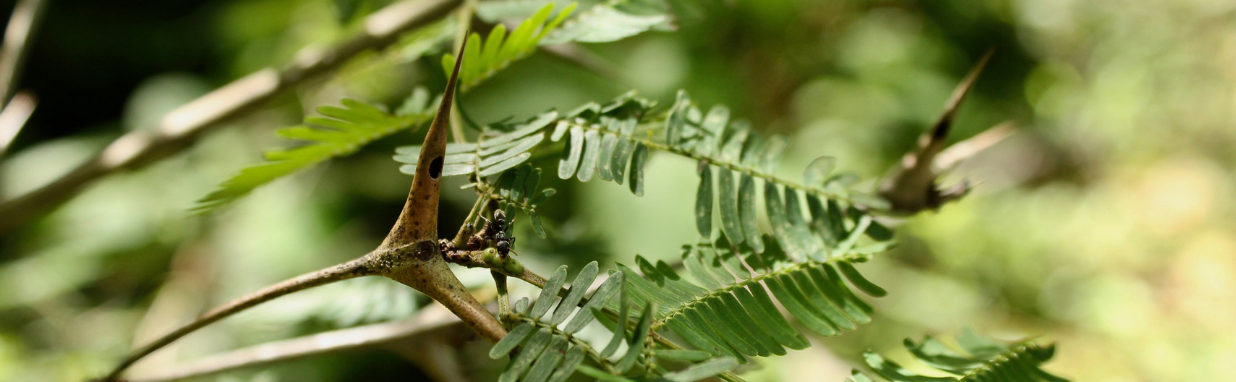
[491,262,630,382]
[194,92,434,212]
[394,110,557,177]
[618,234,890,362]
[443,3,577,92]
[492,262,738,382]
[659,90,894,256]
[400,90,894,260]
[552,92,658,195]
[852,328,1068,382]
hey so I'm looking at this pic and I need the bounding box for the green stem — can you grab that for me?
[493,272,511,323]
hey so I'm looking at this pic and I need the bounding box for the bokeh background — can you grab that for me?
[1,0,1234,381]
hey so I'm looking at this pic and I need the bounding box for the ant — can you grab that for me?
[467,209,518,258]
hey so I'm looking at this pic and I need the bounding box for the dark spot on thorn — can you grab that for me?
[428,156,443,179]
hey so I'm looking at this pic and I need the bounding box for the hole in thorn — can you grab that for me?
[428,156,443,179]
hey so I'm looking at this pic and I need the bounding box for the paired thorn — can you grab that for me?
[878,47,1006,214]
[95,31,508,382]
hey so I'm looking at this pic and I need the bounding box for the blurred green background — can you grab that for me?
[1,0,1233,381]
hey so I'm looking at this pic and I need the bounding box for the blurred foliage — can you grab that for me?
[1,0,1234,381]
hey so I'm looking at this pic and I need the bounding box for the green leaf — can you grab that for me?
[615,302,656,372]
[784,188,826,261]
[765,275,838,337]
[563,271,623,334]
[475,0,552,22]
[514,296,529,314]
[480,152,532,177]
[609,138,631,184]
[738,174,764,253]
[559,126,584,179]
[602,292,630,358]
[499,328,553,382]
[735,285,809,350]
[759,135,787,174]
[575,365,637,382]
[700,105,729,156]
[550,262,598,325]
[654,349,713,362]
[764,182,800,260]
[522,338,567,382]
[577,129,602,181]
[550,120,569,141]
[480,134,543,169]
[791,269,855,331]
[833,214,872,257]
[838,261,887,297]
[822,264,873,323]
[490,322,535,359]
[541,5,672,45]
[597,133,618,181]
[628,142,648,196]
[862,330,1068,382]
[482,111,557,149]
[195,97,431,212]
[665,90,689,146]
[720,125,748,162]
[530,266,569,319]
[446,3,576,91]
[529,211,547,238]
[545,347,586,382]
[717,169,744,245]
[804,156,836,188]
[695,164,713,238]
[662,357,738,382]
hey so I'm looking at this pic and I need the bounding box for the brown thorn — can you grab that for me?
[929,47,995,142]
[374,35,506,343]
[381,30,469,249]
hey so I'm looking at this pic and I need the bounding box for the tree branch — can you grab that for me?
[0,0,461,236]
[97,250,389,381]
[120,304,467,382]
[0,91,35,158]
[0,0,49,104]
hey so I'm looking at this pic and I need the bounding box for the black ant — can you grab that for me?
[467,210,518,258]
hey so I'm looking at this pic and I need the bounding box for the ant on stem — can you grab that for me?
[443,209,518,263]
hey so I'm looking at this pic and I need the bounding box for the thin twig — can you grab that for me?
[0,0,49,103]
[121,304,466,382]
[97,252,385,381]
[0,91,35,157]
[0,0,462,235]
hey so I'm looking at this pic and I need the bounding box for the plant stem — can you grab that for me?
[493,271,511,321]
[98,252,382,381]
[119,304,467,382]
[452,194,487,245]
[0,0,462,236]
[0,0,49,103]
[0,91,35,158]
